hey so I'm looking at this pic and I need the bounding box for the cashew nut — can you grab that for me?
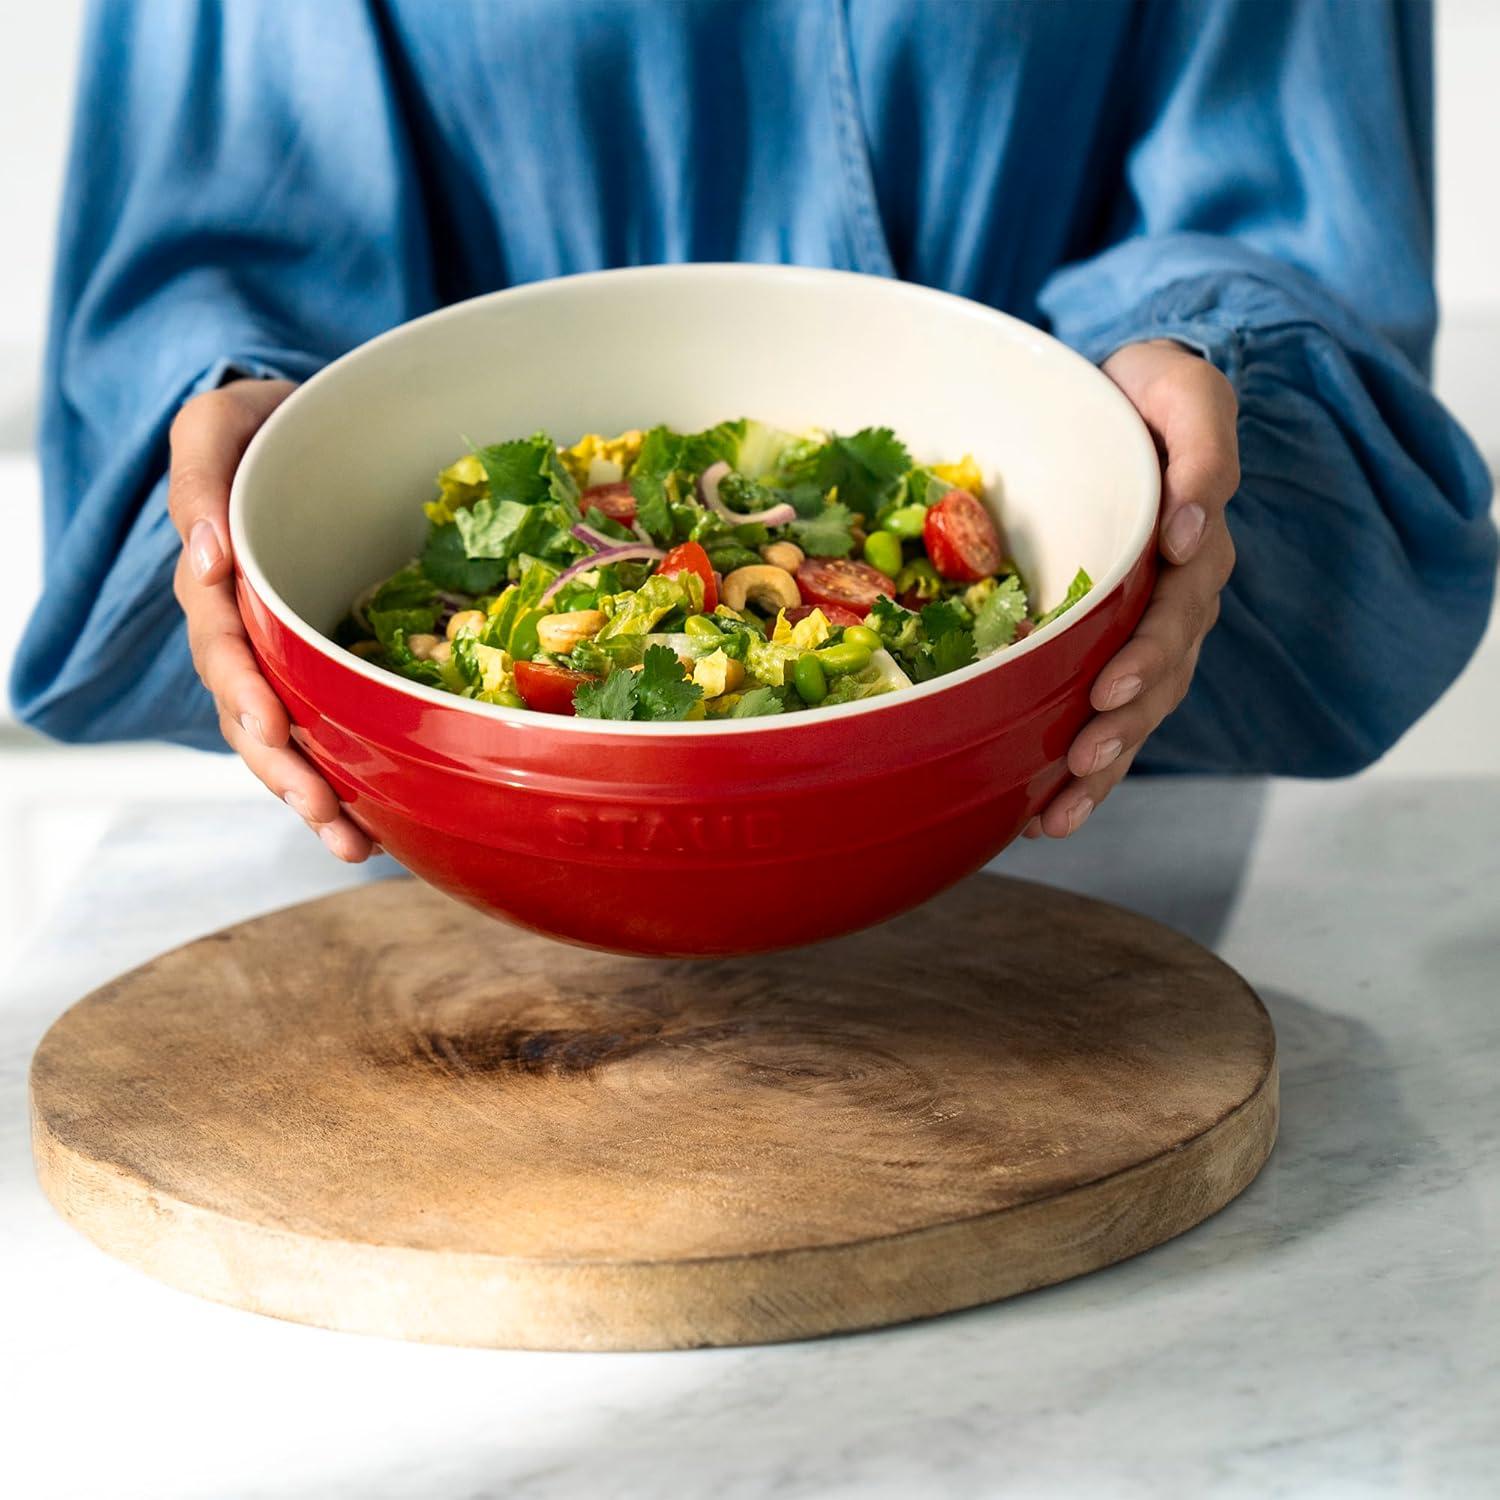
[407,632,441,661]
[722,565,801,614]
[536,609,606,655]
[428,641,453,665]
[445,608,487,640]
[759,540,805,573]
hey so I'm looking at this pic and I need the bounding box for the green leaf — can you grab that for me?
[513,555,561,606]
[973,574,1030,655]
[455,496,537,560]
[928,626,976,676]
[582,505,635,542]
[788,501,856,558]
[368,564,442,613]
[384,627,444,685]
[541,443,582,522]
[680,419,746,474]
[421,523,507,593]
[597,573,698,639]
[566,637,613,675]
[474,435,553,508]
[784,427,912,517]
[1035,568,1094,628]
[628,426,684,543]
[869,594,923,652]
[635,644,703,721]
[368,605,437,649]
[919,600,969,640]
[573,670,638,721]
[729,686,786,718]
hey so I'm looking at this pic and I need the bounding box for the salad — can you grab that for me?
[336,420,1091,720]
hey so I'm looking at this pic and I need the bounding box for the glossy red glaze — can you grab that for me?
[238,541,1154,958]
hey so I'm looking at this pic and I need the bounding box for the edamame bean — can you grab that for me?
[882,504,928,539]
[842,624,882,653]
[863,530,904,577]
[793,652,828,704]
[815,641,873,676]
[683,614,725,643]
[491,689,525,709]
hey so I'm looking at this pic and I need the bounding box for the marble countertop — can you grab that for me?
[2,774,1496,1499]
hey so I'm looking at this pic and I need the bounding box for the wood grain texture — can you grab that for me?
[30,875,1276,1350]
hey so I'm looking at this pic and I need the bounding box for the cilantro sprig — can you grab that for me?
[573,645,704,722]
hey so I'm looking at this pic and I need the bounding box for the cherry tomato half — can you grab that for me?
[513,660,597,716]
[581,481,637,525]
[784,602,864,629]
[794,558,896,618]
[922,489,1005,583]
[658,540,718,612]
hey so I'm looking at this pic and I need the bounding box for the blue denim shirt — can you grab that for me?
[15,0,1495,772]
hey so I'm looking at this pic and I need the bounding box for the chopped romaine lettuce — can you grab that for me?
[368,604,437,649]
[597,572,702,639]
[1035,568,1093,628]
[424,452,487,525]
[743,634,800,687]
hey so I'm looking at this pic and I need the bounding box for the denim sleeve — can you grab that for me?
[10,0,437,748]
[1039,0,1496,775]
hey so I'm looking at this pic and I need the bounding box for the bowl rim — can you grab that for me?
[230,263,1160,737]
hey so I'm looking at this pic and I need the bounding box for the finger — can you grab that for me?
[1088,544,1226,713]
[167,380,294,584]
[218,712,373,863]
[176,553,292,749]
[1038,743,1144,840]
[1070,648,1200,781]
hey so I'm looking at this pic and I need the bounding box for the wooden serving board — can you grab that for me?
[30,875,1276,1350]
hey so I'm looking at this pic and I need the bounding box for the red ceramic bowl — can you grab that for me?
[232,266,1158,956]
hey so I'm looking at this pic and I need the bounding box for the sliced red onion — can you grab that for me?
[542,542,666,603]
[698,460,796,528]
[571,522,620,552]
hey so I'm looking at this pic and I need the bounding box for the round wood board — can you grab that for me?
[30,875,1276,1351]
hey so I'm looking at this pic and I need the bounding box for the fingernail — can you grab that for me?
[318,824,347,859]
[1164,504,1206,562]
[189,520,223,579]
[284,790,311,820]
[1090,737,1123,775]
[239,712,264,745]
[1105,674,1143,709]
[1066,796,1095,835]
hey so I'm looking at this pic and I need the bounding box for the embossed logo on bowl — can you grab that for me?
[552,806,783,854]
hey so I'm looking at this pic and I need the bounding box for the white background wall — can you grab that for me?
[0,1,1496,964]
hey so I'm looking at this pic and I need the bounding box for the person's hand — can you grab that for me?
[168,378,373,861]
[1025,339,1239,839]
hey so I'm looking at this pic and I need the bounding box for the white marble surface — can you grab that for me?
[2,775,1497,1499]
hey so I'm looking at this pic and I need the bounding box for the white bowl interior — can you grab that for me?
[232,266,1158,727]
